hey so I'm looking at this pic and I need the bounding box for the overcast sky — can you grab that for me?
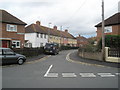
[0,0,119,38]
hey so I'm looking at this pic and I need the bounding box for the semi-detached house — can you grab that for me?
[95,12,120,42]
[0,10,27,48]
[25,21,48,48]
[25,21,77,48]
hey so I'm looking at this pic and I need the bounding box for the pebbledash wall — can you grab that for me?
[25,33,48,48]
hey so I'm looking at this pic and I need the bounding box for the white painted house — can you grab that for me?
[25,21,48,48]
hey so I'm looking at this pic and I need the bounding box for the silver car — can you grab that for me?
[0,48,26,65]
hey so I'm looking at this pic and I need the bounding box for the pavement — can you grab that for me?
[69,50,120,68]
[1,50,120,88]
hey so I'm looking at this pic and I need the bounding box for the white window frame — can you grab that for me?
[6,24,17,32]
[12,40,20,48]
[105,26,112,33]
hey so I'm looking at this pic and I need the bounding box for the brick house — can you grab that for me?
[76,35,89,47]
[95,12,120,42]
[0,10,27,48]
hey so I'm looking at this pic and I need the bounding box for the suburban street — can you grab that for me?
[2,50,119,88]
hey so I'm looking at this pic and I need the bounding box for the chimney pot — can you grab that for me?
[36,21,41,26]
[53,26,57,30]
[65,29,68,33]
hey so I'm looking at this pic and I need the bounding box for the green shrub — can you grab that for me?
[13,47,44,57]
[97,35,120,49]
[60,45,79,50]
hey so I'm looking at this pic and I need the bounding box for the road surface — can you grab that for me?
[2,50,120,88]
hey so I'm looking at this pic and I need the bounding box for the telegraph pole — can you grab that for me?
[102,0,105,61]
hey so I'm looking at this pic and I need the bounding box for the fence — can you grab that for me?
[108,48,120,57]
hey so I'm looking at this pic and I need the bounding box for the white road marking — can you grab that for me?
[44,65,53,77]
[62,73,77,77]
[45,73,58,77]
[97,73,115,77]
[115,73,120,76]
[80,73,96,77]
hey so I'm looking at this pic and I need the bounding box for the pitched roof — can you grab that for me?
[25,23,75,39]
[25,24,48,34]
[0,9,27,25]
[76,36,88,41]
[95,12,120,27]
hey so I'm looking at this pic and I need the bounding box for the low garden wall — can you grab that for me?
[78,51,102,61]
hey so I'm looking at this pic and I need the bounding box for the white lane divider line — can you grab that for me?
[44,65,53,77]
[97,73,115,77]
[80,73,96,77]
[62,73,77,77]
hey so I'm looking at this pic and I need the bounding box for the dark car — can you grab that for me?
[44,43,59,55]
[0,48,26,65]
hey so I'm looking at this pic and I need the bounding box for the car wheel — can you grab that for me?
[18,59,24,65]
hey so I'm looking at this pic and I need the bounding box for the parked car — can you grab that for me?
[0,48,26,65]
[44,43,59,55]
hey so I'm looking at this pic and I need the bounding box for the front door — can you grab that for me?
[2,41,8,48]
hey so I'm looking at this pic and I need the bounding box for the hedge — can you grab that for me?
[97,35,120,49]
[13,47,44,57]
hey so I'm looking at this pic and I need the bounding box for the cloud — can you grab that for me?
[0,0,119,38]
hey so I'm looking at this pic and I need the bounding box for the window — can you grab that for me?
[37,33,39,38]
[3,49,14,55]
[6,24,17,32]
[40,43,43,47]
[12,41,20,48]
[17,42,20,46]
[105,26,112,33]
[44,34,46,39]
[41,34,43,38]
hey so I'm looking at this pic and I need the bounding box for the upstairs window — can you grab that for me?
[6,24,17,32]
[37,33,39,38]
[41,34,43,38]
[44,34,46,39]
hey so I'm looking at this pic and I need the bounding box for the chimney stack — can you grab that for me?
[65,29,68,33]
[53,26,57,30]
[36,21,41,26]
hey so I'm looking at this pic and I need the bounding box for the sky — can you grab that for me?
[0,0,120,38]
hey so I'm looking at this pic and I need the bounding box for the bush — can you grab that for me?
[60,45,79,50]
[78,44,99,52]
[97,35,120,49]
